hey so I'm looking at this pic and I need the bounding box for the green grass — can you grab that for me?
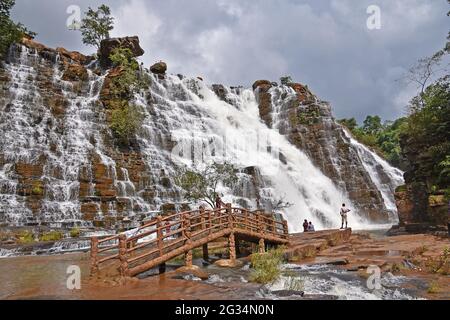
[427,281,440,294]
[249,247,285,284]
[39,231,64,242]
[17,230,35,244]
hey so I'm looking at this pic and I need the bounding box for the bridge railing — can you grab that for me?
[90,205,289,277]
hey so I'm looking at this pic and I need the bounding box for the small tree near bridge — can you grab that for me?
[176,162,238,209]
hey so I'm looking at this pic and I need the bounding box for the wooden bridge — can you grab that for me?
[90,204,289,278]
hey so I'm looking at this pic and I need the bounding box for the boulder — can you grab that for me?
[175,266,209,280]
[150,61,167,75]
[99,36,145,65]
[214,259,244,268]
[252,80,272,91]
[61,64,89,82]
[56,47,93,65]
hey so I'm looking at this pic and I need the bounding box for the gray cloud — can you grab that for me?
[11,0,449,122]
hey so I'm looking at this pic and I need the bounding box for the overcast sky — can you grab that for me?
[11,0,449,122]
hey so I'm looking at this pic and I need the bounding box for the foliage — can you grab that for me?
[70,227,81,238]
[17,230,34,244]
[426,247,450,275]
[109,48,142,99]
[280,76,293,86]
[40,231,64,242]
[282,274,304,292]
[401,77,450,189]
[0,0,36,60]
[427,281,441,294]
[110,103,143,142]
[31,184,44,195]
[80,4,114,49]
[107,47,148,143]
[249,247,285,284]
[338,116,408,169]
[175,162,238,209]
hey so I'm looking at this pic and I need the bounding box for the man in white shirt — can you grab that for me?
[340,203,350,229]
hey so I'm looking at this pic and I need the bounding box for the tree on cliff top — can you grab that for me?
[80,4,114,49]
[175,162,238,209]
[0,0,35,60]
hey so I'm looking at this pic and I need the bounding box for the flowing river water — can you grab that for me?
[0,230,432,300]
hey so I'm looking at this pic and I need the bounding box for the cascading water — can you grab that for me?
[0,42,404,232]
[135,73,367,231]
[343,129,404,220]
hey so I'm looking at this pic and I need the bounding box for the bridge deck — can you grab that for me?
[90,205,289,278]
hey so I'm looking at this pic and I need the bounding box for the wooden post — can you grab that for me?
[90,236,99,277]
[118,234,129,278]
[200,206,206,230]
[229,233,236,263]
[183,212,193,267]
[185,247,193,267]
[207,210,212,233]
[157,216,163,256]
[283,220,289,238]
[259,238,265,254]
[227,203,234,230]
[202,243,209,261]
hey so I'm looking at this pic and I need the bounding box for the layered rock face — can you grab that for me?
[0,38,404,231]
[252,81,404,222]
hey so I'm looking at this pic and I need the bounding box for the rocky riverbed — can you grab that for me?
[0,229,448,300]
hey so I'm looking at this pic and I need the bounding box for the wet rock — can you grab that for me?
[150,61,167,75]
[175,266,209,280]
[56,47,93,65]
[271,290,305,297]
[252,80,272,91]
[214,259,244,268]
[62,64,88,82]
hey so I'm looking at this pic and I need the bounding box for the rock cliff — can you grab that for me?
[0,38,404,231]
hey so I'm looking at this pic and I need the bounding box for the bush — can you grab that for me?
[70,227,81,238]
[40,231,64,242]
[249,247,285,284]
[427,281,440,294]
[31,184,44,196]
[0,0,36,59]
[17,230,34,244]
[427,247,450,275]
[110,103,143,142]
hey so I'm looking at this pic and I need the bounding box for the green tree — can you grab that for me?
[80,4,114,49]
[362,115,383,135]
[401,76,450,190]
[0,0,35,59]
[338,118,358,131]
[176,162,238,208]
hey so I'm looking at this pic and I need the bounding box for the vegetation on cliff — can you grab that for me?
[0,0,35,60]
[107,47,147,143]
[338,116,407,169]
[79,4,114,49]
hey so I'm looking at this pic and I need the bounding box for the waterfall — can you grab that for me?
[343,129,404,220]
[0,43,404,232]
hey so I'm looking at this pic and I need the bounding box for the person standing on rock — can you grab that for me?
[340,204,350,229]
